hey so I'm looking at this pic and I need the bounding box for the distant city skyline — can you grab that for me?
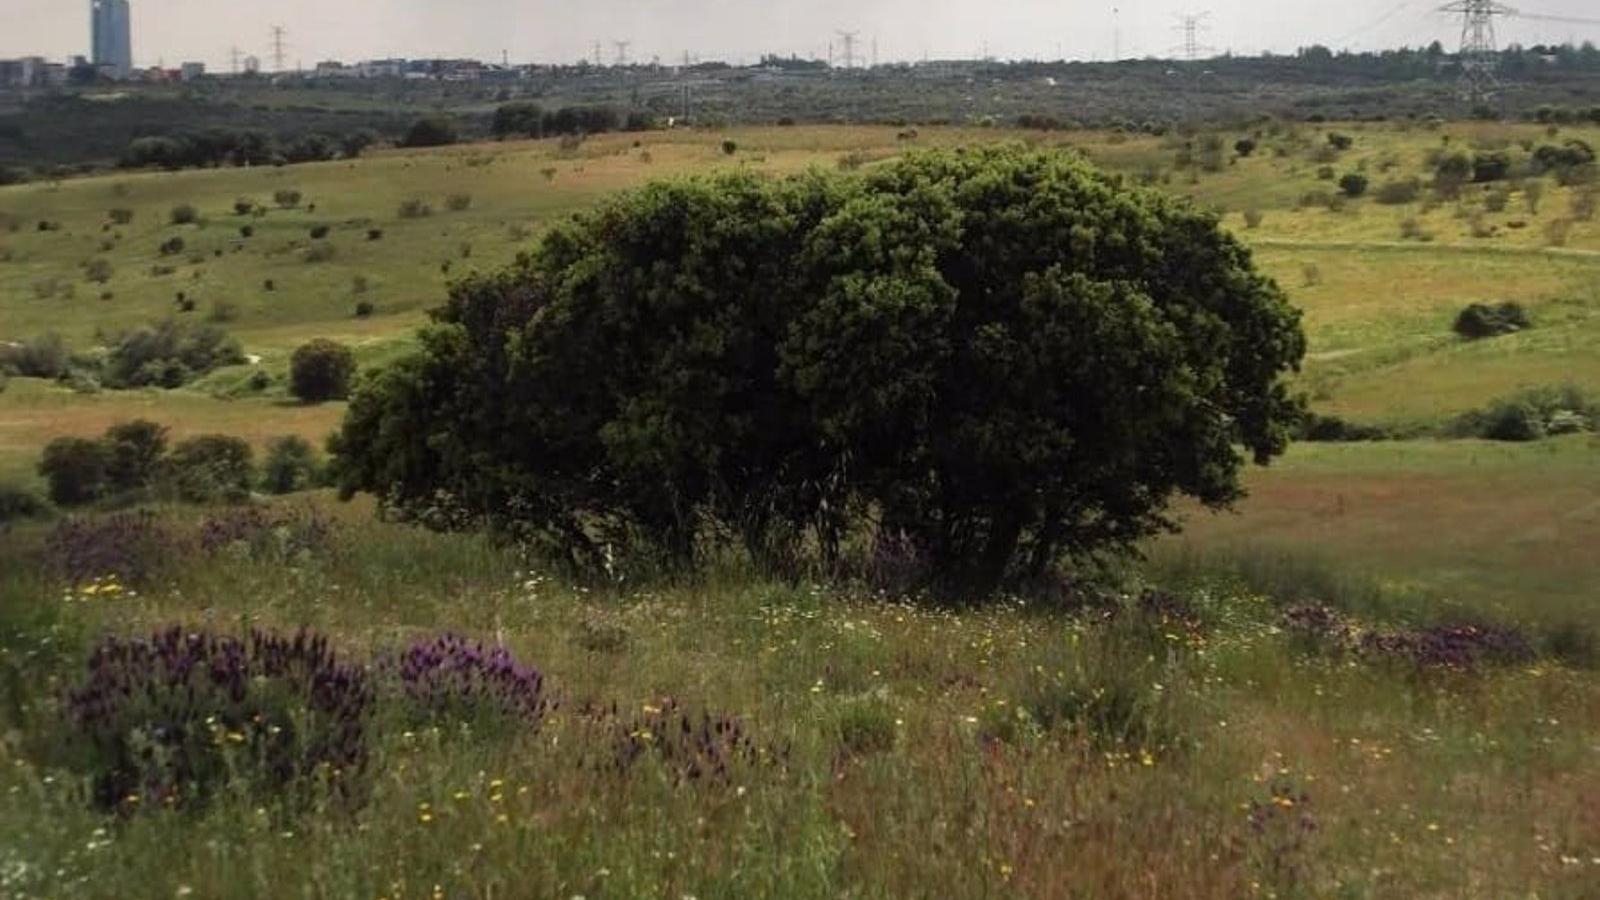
[3,0,1598,72]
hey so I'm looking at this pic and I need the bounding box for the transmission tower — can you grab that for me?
[230,46,241,75]
[1441,0,1515,102]
[1172,12,1212,61]
[835,31,860,69]
[613,41,631,66]
[270,26,288,73]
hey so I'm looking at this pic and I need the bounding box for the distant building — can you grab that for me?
[359,58,406,79]
[0,57,42,87]
[91,0,133,79]
[180,61,205,81]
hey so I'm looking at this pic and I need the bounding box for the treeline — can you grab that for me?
[491,103,655,139]
[120,127,381,171]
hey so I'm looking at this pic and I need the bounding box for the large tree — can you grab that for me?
[332,146,1305,592]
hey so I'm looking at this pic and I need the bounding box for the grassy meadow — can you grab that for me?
[2,122,1599,897]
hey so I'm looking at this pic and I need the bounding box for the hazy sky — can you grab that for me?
[3,0,1597,71]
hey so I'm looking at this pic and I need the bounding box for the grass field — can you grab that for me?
[2,122,1599,897]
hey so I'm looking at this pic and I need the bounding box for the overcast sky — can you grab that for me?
[4,0,1598,71]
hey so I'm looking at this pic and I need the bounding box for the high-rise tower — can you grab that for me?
[91,0,133,78]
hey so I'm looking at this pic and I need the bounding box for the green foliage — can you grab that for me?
[103,420,170,494]
[274,189,303,208]
[402,116,459,148]
[1453,301,1530,340]
[169,203,199,226]
[492,102,544,138]
[333,147,1305,593]
[1472,151,1512,183]
[38,437,110,506]
[167,435,255,503]
[0,333,71,379]
[1337,173,1369,198]
[722,140,739,155]
[289,339,357,403]
[103,320,246,389]
[107,208,135,225]
[445,193,473,212]
[1452,385,1598,442]
[1374,178,1422,205]
[835,700,898,756]
[261,436,322,495]
[1326,132,1354,151]
[1234,138,1257,157]
[0,483,55,525]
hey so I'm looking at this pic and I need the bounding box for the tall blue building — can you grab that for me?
[91,0,132,78]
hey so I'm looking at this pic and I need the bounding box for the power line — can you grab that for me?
[1440,1,1514,102]
[269,26,288,74]
[1172,12,1213,61]
[835,30,861,69]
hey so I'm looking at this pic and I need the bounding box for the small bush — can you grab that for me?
[1453,385,1598,442]
[0,333,70,379]
[169,204,199,226]
[239,225,255,239]
[1243,208,1264,229]
[309,224,331,239]
[1326,133,1354,151]
[198,505,338,561]
[104,320,245,389]
[1454,301,1530,340]
[38,438,110,506]
[158,236,186,256]
[290,339,356,403]
[354,301,375,319]
[108,208,135,225]
[366,228,384,241]
[1234,138,1257,157]
[0,484,55,526]
[62,627,372,812]
[1338,173,1369,198]
[273,189,303,209]
[103,420,170,494]
[303,243,337,264]
[397,198,432,219]
[260,436,321,494]
[1374,178,1422,205]
[1299,414,1391,442]
[402,116,459,148]
[444,193,473,212]
[166,435,255,503]
[721,140,739,156]
[1399,218,1434,241]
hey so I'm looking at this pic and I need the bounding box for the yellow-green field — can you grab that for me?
[3,123,1599,898]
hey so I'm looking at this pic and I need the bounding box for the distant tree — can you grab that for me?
[1234,138,1258,157]
[290,339,357,403]
[261,436,321,494]
[333,147,1306,593]
[340,129,381,158]
[402,116,459,148]
[1338,173,1370,198]
[1327,132,1354,151]
[167,435,254,503]
[492,102,544,138]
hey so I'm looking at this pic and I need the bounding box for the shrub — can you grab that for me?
[1453,385,1598,442]
[1532,139,1595,173]
[303,242,337,264]
[1299,414,1391,442]
[392,634,551,734]
[332,147,1306,594]
[366,228,384,241]
[103,420,170,494]
[0,333,70,379]
[0,484,54,526]
[309,224,331,239]
[198,505,337,560]
[1337,173,1369,198]
[1454,301,1530,339]
[1242,208,1264,229]
[290,339,356,403]
[166,435,255,503]
[169,204,199,226]
[1472,152,1512,183]
[604,699,775,785]
[354,301,375,318]
[722,140,739,155]
[836,700,898,756]
[1399,218,1433,241]
[43,511,178,587]
[62,627,372,812]
[239,224,255,238]
[260,436,321,494]
[273,189,303,209]
[38,438,110,506]
[401,116,459,148]
[108,208,135,225]
[82,258,115,284]
[1234,138,1257,157]
[104,320,245,389]
[444,193,473,212]
[1326,133,1354,151]
[1374,178,1422,205]
[1571,188,1598,222]
[397,198,432,219]
[158,236,186,257]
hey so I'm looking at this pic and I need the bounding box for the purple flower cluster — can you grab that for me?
[43,512,180,587]
[395,634,551,731]
[604,697,781,785]
[1281,605,1534,670]
[65,627,371,812]
[1247,778,1319,889]
[197,505,339,560]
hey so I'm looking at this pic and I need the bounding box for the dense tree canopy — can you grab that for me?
[332,146,1305,593]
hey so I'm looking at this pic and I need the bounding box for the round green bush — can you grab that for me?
[332,147,1306,593]
[290,339,357,403]
[38,437,110,506]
